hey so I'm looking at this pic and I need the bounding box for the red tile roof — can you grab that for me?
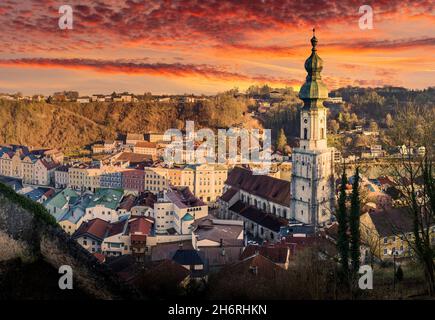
[229,201,288,232]
[118,194,137,211]
[93,253,106,263]
[133,260,190,287]
[73,218,110,240]
[377,176,396,187]
[368,207,415,237]
[226,167,290,206]
[219,187,238,202]
[133,192,157,208]
[240,245,290,264]
[106,219,128,237]
[129,217,152,235]
[43,188,56,198]
[40,158,60,170]
[167,186,205,208]
[222,253,285,278]
[116,152,153,164]
[279,235,330,255]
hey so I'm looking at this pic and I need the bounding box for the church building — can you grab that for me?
[290,30,336,226]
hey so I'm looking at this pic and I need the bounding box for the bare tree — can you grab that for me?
[388,103,435,295]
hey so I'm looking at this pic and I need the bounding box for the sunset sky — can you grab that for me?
[0,0,433,95]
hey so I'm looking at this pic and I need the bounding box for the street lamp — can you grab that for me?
[391,249,399,291]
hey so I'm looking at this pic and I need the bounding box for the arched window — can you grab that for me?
[321,128,325,139]
[304,128,308,139]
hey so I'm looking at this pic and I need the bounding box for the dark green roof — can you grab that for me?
[181,212,194,221]
[299,31,329,108]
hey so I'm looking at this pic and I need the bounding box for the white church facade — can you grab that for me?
[217,31,335,240]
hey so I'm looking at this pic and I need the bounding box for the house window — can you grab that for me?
[304,128,308,140]
[391,236,395,242]
[383,249,388,255]
[383,237,388,244]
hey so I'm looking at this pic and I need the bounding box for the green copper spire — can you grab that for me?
[299,28,329,109]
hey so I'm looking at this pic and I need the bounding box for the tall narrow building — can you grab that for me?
[290,30,335,226]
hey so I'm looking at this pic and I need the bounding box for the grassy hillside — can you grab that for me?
[0,93,251,151]
[0,100,114,150]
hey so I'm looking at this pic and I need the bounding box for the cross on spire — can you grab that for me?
[310,28,318,51]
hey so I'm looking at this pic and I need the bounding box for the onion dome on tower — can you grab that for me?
[299,28,329,109]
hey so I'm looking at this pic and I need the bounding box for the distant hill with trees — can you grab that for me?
[0,86,433,151]
[0,92,250,150]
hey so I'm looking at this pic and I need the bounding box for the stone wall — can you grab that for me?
[0,193,139,299]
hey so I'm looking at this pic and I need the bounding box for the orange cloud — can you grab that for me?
[0,58,301,87]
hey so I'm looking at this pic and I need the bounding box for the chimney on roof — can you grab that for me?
[250,266,258,275]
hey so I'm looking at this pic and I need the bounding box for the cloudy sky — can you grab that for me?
[0,0,433,95]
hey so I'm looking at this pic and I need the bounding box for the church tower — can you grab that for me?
[290,30,335,226]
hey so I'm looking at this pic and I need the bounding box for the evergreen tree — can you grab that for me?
[337,169,349,277]
[349,167,361,274]
[276,128,287,153]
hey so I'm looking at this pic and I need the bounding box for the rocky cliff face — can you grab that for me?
[0,193,138,299]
